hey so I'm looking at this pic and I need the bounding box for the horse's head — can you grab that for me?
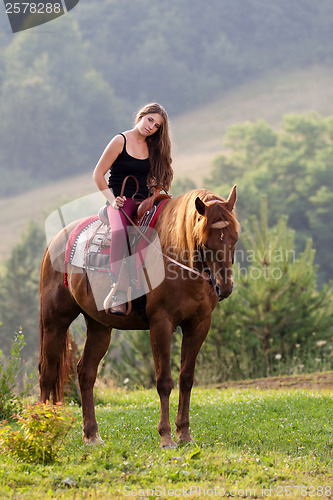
[195,185,239,300]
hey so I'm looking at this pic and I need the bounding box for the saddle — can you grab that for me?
[64,177,171,314]
[89,181,171,271]
[137,184,171,220]
[97,177,170,227]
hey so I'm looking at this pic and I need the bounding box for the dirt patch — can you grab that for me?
[216,371,333,392]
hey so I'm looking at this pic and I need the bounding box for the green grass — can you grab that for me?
[0,387,332,499]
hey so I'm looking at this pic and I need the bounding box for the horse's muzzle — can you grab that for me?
[216,282,233,301]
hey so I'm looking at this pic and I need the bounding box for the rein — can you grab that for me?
[119,206,213,285]
[117,175,222,298]
[118,213,222,300]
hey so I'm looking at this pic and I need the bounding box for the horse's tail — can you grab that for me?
[39,324,71,402]
[39,248,72,403]
[52,329,71,402]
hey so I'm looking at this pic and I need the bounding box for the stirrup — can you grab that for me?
[109,293,127,315]
[104,287,127,316]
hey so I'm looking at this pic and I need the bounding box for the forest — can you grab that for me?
[205,113,333,284]
[1,0,333,195]
[0,0,333,387]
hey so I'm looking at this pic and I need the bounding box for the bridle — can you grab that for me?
[199,218,231,299]
[198,246,223,299]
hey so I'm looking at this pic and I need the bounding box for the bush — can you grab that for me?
[0,402,76,464]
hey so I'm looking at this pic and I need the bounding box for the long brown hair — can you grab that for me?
[135,103,173,191]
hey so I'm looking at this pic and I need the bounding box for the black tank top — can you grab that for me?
[108,133,150,198]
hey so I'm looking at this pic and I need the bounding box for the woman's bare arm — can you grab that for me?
[93,134,124,206]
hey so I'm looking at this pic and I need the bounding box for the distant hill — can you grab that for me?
[2,0,333,199]
[173,65,333,178]
[1,65,333,261]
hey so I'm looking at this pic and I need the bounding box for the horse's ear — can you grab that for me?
[225,185,237,212]
[195,197,206,216]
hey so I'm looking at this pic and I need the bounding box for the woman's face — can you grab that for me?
[137,113,163,137]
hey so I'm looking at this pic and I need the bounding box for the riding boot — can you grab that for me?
[103,273,127,316]
[105,291,127,315]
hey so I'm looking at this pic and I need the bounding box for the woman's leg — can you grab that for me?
[105,198,137,314]
[107,199,137,277]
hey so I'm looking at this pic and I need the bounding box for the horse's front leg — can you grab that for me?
[78,317,111,444]
[149,316,176,448]
[175,316,211,444]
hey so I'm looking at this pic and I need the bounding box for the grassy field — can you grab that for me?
[0,383,332,499]
[2,65,333,262]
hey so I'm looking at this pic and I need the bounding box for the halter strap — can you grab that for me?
[199,246,222,299]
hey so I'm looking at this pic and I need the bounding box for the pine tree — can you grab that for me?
[201,197,333,380]
[0,222,45,362]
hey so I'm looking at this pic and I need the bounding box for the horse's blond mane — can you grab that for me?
[156,189,240,266]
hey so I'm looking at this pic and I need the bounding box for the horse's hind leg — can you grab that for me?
[77,316,111,444]
[175,317,211,444]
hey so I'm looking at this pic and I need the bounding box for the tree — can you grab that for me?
[0,17,125,196]
[78,0,333,113]
[2,0,333,195]
[0,223,45,366]
[206,113,333,282]
[171,177,197,198]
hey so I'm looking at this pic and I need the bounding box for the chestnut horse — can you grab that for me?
[39,186,239,447]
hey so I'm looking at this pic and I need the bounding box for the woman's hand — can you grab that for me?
[112,196,126,209]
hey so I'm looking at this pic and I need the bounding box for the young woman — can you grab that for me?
[93,102,173,315]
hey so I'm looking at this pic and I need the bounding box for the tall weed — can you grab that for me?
[0,328,34,420]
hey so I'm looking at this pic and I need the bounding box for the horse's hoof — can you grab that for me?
[176,431,195,446]
[160,438,177,449]
[177,438,195,446]
[175,429,194,443]
[82,432,105,446]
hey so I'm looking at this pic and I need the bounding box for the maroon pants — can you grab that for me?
[107,199,137,276]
